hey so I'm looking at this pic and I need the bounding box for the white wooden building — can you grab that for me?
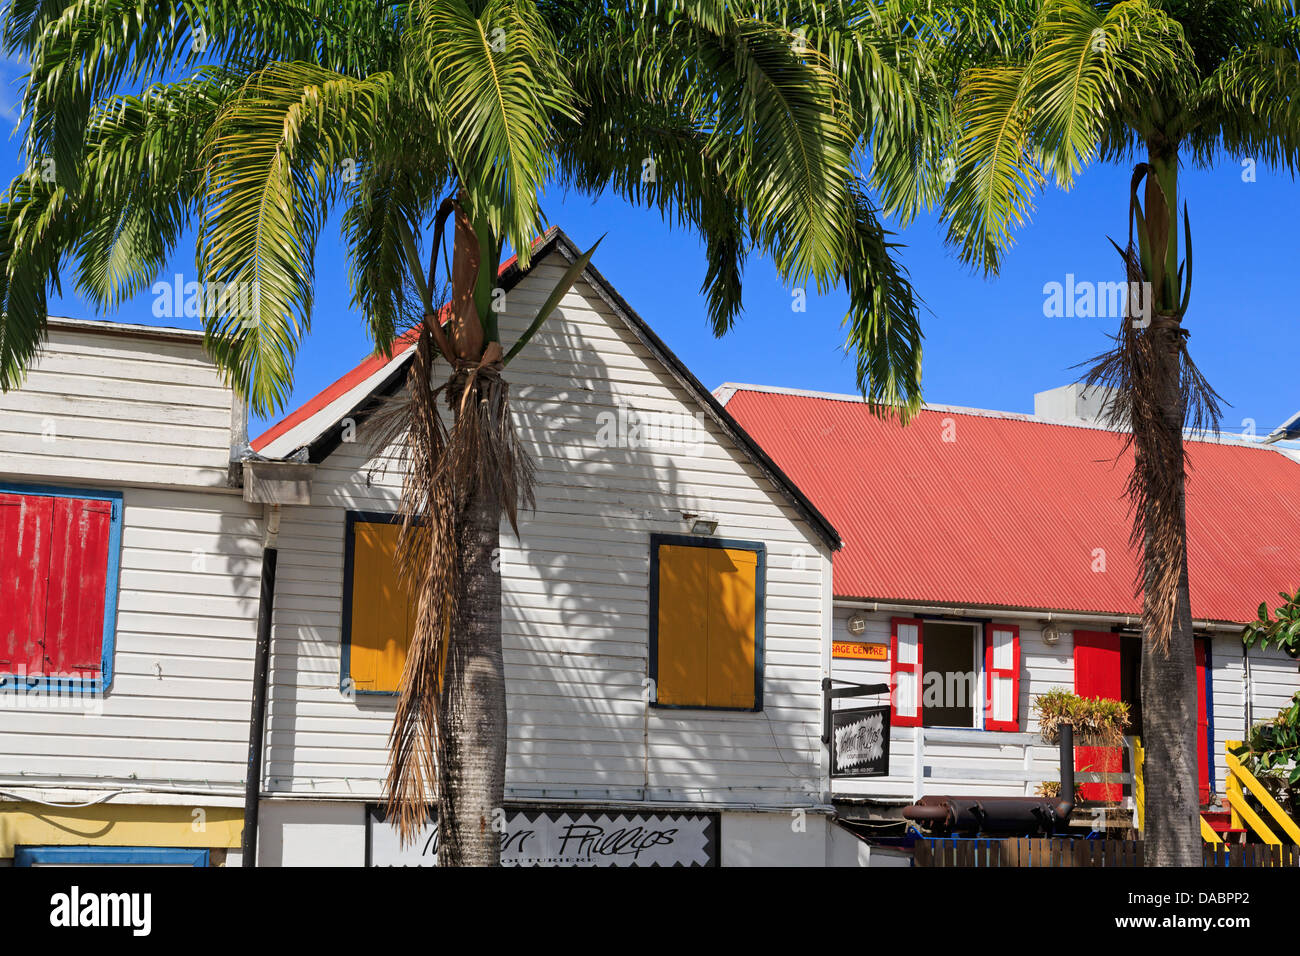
[720,382,1300,833]
[246,229,852,865]
[0,231,866,866]
[0,318,257,866]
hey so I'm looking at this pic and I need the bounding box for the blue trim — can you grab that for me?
[14,845,208,866]
[0,482,123,696]
[648,533,766,712]
[340,510,411,697]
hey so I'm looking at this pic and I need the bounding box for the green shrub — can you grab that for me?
[1033,687,1130,748]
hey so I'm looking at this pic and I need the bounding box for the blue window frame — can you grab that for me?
[0,481,124,695]
[14,846,209,866]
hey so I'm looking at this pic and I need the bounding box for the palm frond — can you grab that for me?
[943,62,1043,274]
[198,63,397,415]
[842,185,923,417]
[411,0,574,263]
[0,169,77,389]
[72,72,235,308]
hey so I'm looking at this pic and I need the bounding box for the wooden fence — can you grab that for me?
[914,837,1300,867]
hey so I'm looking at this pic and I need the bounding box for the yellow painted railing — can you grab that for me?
[1130,736,1299,845]
[1222,741,1300,846]
[1131,736,1145,833]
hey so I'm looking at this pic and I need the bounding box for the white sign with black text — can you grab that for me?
[366,806,718,866]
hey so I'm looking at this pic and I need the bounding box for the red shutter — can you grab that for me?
[1074,630,1122,802]
[983,623,1020,731]
[0,493,54,677]
[1195,639,1210,805]
[889,617,922,727]
[41,497,112,678]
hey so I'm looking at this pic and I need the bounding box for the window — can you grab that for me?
[0,485,122,693]
[341,512,418,694]
[889,617,1020,731]
[649,534,764,711]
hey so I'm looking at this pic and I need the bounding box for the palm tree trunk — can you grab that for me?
[436,473,505,866]
[1139,316,1201,867]
[1141,567,1200,865]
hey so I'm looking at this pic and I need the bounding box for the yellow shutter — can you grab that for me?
[655,541,759,709]
[707,547,757,709]
[349,521,414,693]
[655,544,710,705]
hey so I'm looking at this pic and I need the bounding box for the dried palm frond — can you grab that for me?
[363,284,534,845]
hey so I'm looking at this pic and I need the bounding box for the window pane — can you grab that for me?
[896,622,918,665]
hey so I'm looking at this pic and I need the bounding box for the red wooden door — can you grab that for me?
[1073,630,1123,802]
[0,492,53,677]
[42,497,112,678]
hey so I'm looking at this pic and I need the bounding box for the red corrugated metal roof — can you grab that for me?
[723,387,1300,623]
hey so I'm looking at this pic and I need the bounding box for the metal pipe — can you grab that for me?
[1055,722,1075,824]
[241,506,280,866]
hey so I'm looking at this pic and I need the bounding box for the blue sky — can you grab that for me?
[3,52,1295,439]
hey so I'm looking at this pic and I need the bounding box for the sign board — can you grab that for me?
[833,641,888,661]
[831,705,890,777]
[366,805,719,866]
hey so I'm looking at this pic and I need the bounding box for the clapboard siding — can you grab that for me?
[0,487,263,790]
[263,265,831,806]
[830,607,1300,802]
[0,322,236,489]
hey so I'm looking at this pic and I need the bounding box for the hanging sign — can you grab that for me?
[833,641,888,661]
[831,705,891,777]
[366,805,719,866]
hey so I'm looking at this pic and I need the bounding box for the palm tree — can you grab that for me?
[925,0,1300,864]
[0,1,946,864]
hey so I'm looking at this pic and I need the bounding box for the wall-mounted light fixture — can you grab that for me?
[846,611,868,637]
[1042,621,1062,646]
[682,512,718,535]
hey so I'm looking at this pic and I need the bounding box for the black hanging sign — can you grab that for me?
[831,704,891,777]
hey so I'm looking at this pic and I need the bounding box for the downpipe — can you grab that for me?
[241,505,280,867]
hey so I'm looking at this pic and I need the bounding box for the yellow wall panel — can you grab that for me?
[0,803,243,858]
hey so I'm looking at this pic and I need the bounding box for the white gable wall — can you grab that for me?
[262,261,833,809]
